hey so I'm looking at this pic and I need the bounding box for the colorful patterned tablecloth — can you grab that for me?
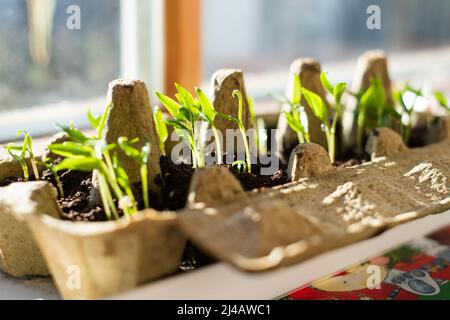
[279,226,450,300]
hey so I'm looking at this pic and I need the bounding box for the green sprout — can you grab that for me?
[118,137,151,209]
[394,85,422,144]
[156,84,205,168]
[87,103,110,139]
[5,142,29,181]
[434,91,450,113]
[219,90,252,173]
[301,87,333,160]
[320,71,347,163]
[112,154,138,213]
[153,106,168,156]
[355,78,387,154]
[195,87,223,165]
[50,105,137,220]
[4,130,40,180]
[36,157,64,198]
[232,160,248,174]
[272,74,310,144]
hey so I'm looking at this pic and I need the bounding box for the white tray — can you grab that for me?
[2,210,450,300]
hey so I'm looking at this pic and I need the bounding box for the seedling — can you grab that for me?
[156,84,205,168]
[394,85,422,144]
[87,103,110,139]
[153,106,168,156]
[50,106,137,219]
[320,71,347,163]
[4,130,40,180]
[219,90,252,173]
[271,74,310,144]
[112,154,138,213]
[5,142,29,181]
[301,87,333,160]
[434,91,450,113]
[37,157,64,198]
[118,137,151,209]
[195,87,223,165]
[355,78,387,154]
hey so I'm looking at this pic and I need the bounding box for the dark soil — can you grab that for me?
[159,156,193,211]
[159,155,289,211]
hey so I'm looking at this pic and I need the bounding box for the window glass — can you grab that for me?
[202,0,450,91]
[0,0,120,112]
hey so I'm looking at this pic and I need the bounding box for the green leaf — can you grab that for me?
[5,143,22,162]
[55,157,102,172]
[165,119,192,132]
[285,112,305,135]
[360,78,386,126]
[218,112,239,125]
[302,88,328,124]
[153,106,169,144]
[360,78,386,109]
[178,107,196,123]
[155,91,180,117]
[291,74,302,106]
[405,85,422,97]
[96,103,111,139]
[87,110,101,130]
[320,71,334,95]
[57,124,89,144]
[118,137,141,160]
[196,87,216,124]
[16,130,33,155]
[175,83,198,114]
[49,142,93,158]
[333,82,347,104]
[113,156,131,188]
[434,91,449,110]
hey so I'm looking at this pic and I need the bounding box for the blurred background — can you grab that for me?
[1,0,450,141]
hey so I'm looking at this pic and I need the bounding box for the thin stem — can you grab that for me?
[104,180,119,220]
[324,126,333,163]
[304,132,311,143]
[21,160,29,181]
[97,171,112,220]
[100,162,129,216]
[239,125,252,173]
[329,115,339,164]
[356,107,366,155]
[140,164,149,209]
[30,159,40,180]
[212,126,223,165]
[52,170,64,198]
[297,131,305,144]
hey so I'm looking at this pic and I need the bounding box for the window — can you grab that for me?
[2,0,450,142]
[202,0,450,99]
[0,0,166,142]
